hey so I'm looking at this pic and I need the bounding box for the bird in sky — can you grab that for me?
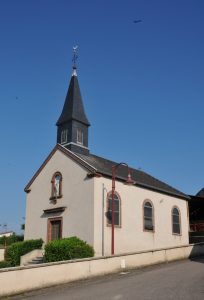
[133,20,142,23]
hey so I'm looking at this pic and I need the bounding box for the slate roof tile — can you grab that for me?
[56,75,90,126]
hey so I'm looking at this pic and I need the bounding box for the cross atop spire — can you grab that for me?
[72,45,78,76]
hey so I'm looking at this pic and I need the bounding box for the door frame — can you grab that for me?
[47,217,63,242]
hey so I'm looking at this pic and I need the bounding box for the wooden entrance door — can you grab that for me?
[48,218,62,242]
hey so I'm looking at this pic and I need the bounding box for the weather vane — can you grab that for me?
[72,45,78,68]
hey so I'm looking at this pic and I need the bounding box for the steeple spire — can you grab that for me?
[56,47,90,155]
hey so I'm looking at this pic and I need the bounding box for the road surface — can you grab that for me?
[6,257,204,300]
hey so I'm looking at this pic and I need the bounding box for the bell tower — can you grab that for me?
[56,47,90,155]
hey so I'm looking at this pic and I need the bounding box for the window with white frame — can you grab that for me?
[144,201,154,231]
[77,129,83,145]
[61,129,68,144]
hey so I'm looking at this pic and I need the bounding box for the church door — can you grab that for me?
[48,218,62,241]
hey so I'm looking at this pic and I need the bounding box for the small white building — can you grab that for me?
[24,60,190,256]
[0,231,14,238]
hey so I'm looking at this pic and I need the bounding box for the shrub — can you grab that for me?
[0,234,24,247]
[44,236,94,263]
[5,239,43,266]
[0,260,12,269]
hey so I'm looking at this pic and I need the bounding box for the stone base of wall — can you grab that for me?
[0,243,204,297]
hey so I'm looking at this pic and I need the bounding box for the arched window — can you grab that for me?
[51,172,62,199]
[143,201,154,231]
[172,207,181,234]
[107,192,121,226]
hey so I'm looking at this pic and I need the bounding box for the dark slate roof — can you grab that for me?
[196,188,204,198]
[24,144,189,200]
[78,152,189,200]
[56,73,90,126]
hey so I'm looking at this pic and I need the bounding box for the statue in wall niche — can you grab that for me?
[54,175,61,197]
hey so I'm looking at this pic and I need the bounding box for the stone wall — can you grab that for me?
[0,243,204,297]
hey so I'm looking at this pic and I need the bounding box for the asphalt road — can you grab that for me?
[6,257,204,300]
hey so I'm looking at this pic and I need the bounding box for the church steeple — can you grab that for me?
[56,47,90,155]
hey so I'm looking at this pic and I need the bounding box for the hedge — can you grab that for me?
[44,236,94,262]
[0,234,23,247]
[5,239,43,266]
[0,260,12,269]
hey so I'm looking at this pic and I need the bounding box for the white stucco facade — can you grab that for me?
[25,149,94,247]
[94,177,189,256]
[25,146,189,256]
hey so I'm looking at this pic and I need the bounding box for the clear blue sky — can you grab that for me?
[0,0,204,233]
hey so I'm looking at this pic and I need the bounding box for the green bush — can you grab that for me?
[5,239,43,266]
[0,234,24,247]
[0,260,12,269]
[44,236,94,263]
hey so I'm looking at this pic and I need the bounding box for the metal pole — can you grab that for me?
[102,183,105,256]
[111,166,115,255]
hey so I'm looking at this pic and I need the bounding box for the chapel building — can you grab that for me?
[24,57,190,256]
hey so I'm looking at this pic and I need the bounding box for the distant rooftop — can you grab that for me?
[196,188,204,198]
